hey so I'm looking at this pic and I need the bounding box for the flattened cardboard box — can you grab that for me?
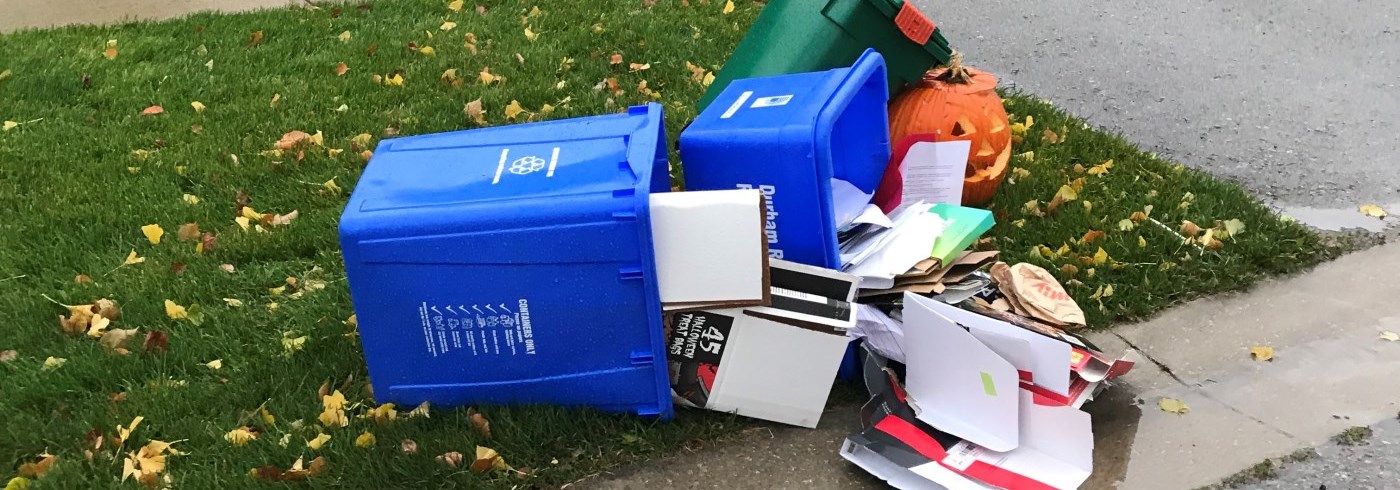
[668,260,859,428]
[650,189,771,312]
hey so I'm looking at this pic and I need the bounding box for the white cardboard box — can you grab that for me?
[667,260,859,428]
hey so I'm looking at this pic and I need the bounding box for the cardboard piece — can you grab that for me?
[916,296,1074,398]
[842,347,1095,490]
[938,391,1094,490]
[857,250,1000,299]
[667,259,859,428]
[903,293,1020,451]
[650,190,770,311]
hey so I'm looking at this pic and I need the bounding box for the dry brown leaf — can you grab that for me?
[0,350,17,363]
[334,62,348,76]
[465,99,485,124]
[436,451,463,467]
[1080,230,1105,244]
[17,454,57,478]
[470,412,491,439]
[609,54,623,65]
[141,106,164,116]
[142,330,169,353]
[177,223,200,241]
[470,446,509,474]
[1179,220,1202,237]
[275,131,311,150]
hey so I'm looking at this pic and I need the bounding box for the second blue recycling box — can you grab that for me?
[680,49,892,269]
[339,103,675,419]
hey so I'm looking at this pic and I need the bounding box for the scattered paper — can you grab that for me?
[897,140,971,211]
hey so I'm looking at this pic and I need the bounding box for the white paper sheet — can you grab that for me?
[851,304,907,363]
[897,140,971,211]
[902,293,1020,452]
[844,207,945,290]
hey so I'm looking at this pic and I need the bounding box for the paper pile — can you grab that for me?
[841,292,1136,489]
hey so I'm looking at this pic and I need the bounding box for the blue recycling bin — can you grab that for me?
[680,49,892,270]
[339,103,675,419]
[681,50,892,380]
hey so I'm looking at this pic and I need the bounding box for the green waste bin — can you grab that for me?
[698,0,952,111]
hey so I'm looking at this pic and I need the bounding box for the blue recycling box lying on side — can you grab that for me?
[339,103,675,419]
[681,50,892,380]
[680,49,892,270]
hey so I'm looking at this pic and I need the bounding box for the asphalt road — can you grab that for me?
[918,0,1400,209]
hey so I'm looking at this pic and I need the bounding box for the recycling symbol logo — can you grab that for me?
[508,155,547,175]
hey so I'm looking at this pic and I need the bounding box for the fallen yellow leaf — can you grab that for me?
[205,359,223,370]
[479,67,499,85]
[369,403,397,424]
[42,357,65,371]
[1359,204,1387,219]
[385,73,405,87]
[1118,219,1135,231]
[1087,159,1113,176]
[1093,247,1109,266]
[1379,331,1398,342]
[2,121,17,131]
[308,433,331,450]
[355,431,376,448]
[225,427,257,446]
[440,21,457,31]
[447,0,463,11]
[722,0,735,14]
[337,30,351,42]
[164,300,187,320]
[141,224,164,245]
[524,26,538,41]
[123,250,145,266]
[1249,346,1274,361]
[191,101,206,113]
[504,100,526,120]
[1222,218,1246,238]
[1158,397,1189,414]
[418,46,436,56]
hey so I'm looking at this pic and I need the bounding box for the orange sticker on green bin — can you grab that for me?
[980,371,997,396]
[895,2,936,45]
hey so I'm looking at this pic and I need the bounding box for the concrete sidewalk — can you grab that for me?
[586,242,1400,489]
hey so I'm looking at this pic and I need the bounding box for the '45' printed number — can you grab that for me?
[698,326,725,355]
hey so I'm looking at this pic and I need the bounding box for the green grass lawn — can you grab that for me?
[0,0,1327,488]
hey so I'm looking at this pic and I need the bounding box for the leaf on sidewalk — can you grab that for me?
[1249,346,1274,362]
[1157,397,1189,415]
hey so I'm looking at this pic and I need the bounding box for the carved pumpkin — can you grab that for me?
[888,54,1011,207]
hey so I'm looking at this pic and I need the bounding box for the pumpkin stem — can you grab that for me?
[932,51,973,84]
